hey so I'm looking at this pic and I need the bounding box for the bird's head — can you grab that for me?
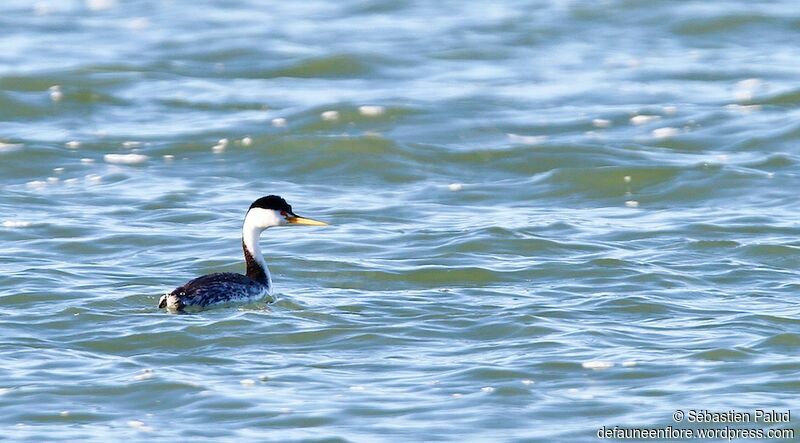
[245,195,328,230]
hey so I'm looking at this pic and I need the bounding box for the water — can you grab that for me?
[2,0,800,441]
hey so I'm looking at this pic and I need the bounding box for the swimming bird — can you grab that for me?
[159,195,327,312]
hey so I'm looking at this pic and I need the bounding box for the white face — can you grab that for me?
[244,207,288,230]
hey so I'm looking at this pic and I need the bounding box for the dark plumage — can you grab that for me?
[160,272,268,310]
[250,195,293,213]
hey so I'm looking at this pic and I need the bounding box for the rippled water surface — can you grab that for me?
[2,1,800,441]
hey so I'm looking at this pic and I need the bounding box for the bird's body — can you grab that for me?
[163,272,269,310]
[159,195,326,312]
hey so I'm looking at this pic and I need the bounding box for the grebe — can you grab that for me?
[159,195,327,312]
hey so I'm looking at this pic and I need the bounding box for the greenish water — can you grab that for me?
[2,1,800,441]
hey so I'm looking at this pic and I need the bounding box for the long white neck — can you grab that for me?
[242,215,272,290]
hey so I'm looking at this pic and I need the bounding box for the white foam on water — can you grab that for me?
[64,178,79,185]
[122,141,142,148]
[241,137,253,146]
[625,200,639,208]
[53,167,65,174]
[359,105,385,117]
[663,105,678,115]
[725,104,761,113]
[125,17,150,31]
[448,183,463,191]
[86,0,116,11]
[584,130,601,139]
[86,174,102,184]
[60,411,69,417]
[81,158,95,164]
[49,85,63,102]
[566,388,595,399]
[592,118,611,128]
[163,154,175,161]
[349,385,366,392]
[126,420,154,432]
[321,110,340,121]
[47,177,59,184]
[480,386,495,393]
[271,117,287,127]
[582,361,614,370]
[451,393,463,398]
[26,180,47,190]
[3,220,32,228]
[104,153,148,164]
[652,127,679,139]
[34,2,51,15]
[507,133,546,145]
[212,144,226,153]
[240,379,256,386]
[623,175,631,183]
[133,369,154,381]
[630,115,659,125]
[734,90,752,101]
[521,379,534,385]
[622,360,637,367]
[0,142,23,152]
[736,78,761,90]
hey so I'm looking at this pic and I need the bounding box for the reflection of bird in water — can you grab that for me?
[159,195,327,312]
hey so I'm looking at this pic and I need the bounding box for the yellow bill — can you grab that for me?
[287,215,328,226]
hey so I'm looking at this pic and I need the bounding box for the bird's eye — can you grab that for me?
[280,211,287,216]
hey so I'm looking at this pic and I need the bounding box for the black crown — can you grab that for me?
[249,195,293,213]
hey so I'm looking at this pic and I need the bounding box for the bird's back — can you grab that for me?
[161,272,270,310]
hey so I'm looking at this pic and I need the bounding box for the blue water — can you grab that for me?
[1,0,799,441]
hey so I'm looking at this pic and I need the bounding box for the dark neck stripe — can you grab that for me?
[242,239,268,285]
